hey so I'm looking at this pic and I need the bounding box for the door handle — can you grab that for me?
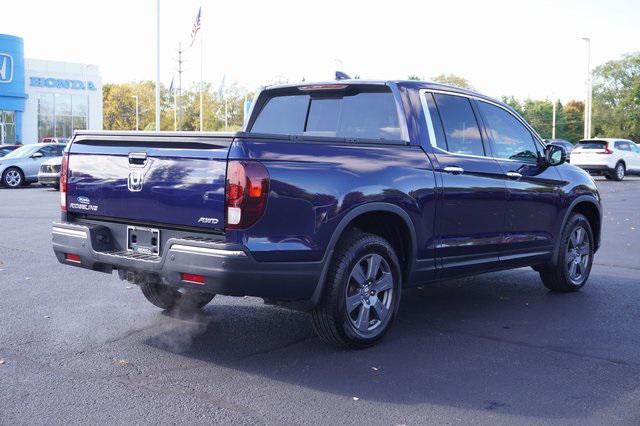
[443,166,464,175]
[506,171,523,180]
[128,152,148,167]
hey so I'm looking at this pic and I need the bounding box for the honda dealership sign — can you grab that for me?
[0,53,14,83]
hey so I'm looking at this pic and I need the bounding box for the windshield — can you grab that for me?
[2,145,41,159]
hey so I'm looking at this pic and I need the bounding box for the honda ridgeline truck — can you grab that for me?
[52,80,602,348]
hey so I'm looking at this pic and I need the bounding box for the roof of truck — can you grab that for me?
[265,79,508,110]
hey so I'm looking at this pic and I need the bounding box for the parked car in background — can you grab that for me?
[0,144,21,157]
[38,156,62,188]
[52,80,602,348]
[571,138,640,181]
[0,143,66,188]
[546,139,575,162]
[40,137,69,144]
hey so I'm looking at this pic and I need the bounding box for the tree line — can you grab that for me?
[103,52,640,142]
[103,80,250,132]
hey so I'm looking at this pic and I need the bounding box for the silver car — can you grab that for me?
[0,144,66,188]
[37,156,63,189]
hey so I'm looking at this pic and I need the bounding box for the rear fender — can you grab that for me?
[309,202,417,307]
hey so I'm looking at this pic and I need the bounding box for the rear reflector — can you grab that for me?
[181,273,205,284]
[65,253,81,263]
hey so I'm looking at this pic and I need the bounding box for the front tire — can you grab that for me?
[311,231,402,349]
[2,167,24,188]
[539,213,594,292]
[140,278,215,311]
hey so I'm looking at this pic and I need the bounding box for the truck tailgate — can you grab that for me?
[66,133,234,231]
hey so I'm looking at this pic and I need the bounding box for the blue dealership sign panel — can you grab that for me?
[0,34,26,142]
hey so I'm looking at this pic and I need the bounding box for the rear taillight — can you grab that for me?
[597,147,613,154]
[60,153,69,211]
[225,160,269,229]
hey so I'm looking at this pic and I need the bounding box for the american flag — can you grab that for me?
[190,6,201,47]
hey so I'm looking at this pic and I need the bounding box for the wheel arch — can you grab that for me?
[553,195,602,263]
[310,203,417,307]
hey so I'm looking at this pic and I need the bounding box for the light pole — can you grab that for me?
[582,37,592,139]
[132,95,139,131]
[552,99,557,140]
[155,0,161,131]
[83,64,95,129]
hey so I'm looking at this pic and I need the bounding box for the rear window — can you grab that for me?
[250,89,401,141]
[577,141,608,149]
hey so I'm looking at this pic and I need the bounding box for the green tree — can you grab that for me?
[592,52,640,140]
[522,99,554,139]
[407,74,423,81]
[103,81,253,132]
[431,73,474,90]
[558,100,584,142]
[501,96,524,116]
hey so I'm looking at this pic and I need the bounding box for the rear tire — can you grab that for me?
[311,230,402,349]
[539,213,594,292]
[2,167,23,188]
[139,278,215,311]
[613,162,625,181]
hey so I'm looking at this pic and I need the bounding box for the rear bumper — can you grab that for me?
[38,172,60,186]
[51,222,322,303]
[573,164,614,174]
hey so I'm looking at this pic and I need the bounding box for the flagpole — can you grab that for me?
[199,6,204,132]
[155,0,161,131]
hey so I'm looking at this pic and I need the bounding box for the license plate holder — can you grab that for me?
[127,226,160,255]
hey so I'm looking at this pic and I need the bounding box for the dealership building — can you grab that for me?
[0,33,102,145]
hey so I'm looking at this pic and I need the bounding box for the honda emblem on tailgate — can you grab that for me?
[128,170,144,192]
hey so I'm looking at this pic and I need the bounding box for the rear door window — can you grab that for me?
[615,141,632,151]
[251,89,401,141]
[432,93,485,156]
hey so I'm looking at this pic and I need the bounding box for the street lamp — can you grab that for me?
[132,95,139,131]
[582,37,592,139]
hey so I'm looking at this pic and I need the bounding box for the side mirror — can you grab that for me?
[544,144,566,166]
[31,152,43,159]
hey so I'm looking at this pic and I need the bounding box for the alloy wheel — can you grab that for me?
[4,169,22,187]
[616,164,625,180]
[345,253,394,335]
[566,226,590,284]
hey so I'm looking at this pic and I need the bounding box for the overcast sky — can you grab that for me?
[3,0,639,101]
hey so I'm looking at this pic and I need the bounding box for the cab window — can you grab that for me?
[477,101,539,162]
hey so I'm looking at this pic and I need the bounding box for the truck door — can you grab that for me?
[421,91,508,278]
[474,100,563,263]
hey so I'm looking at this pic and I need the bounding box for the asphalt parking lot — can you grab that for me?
[1,178,639,425]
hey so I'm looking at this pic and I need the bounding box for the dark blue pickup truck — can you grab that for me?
[52,80,602,348]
